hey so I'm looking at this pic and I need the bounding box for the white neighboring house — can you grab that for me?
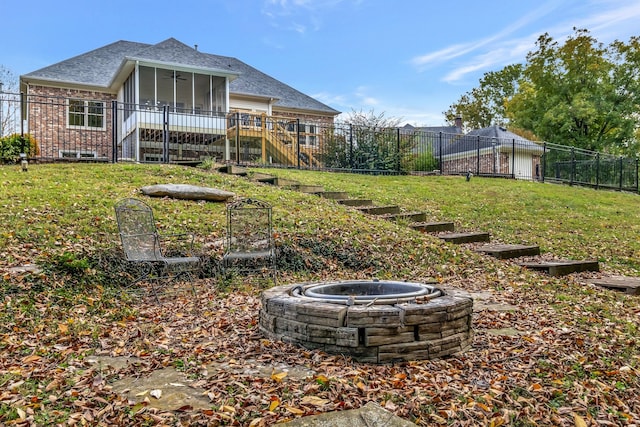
[440,125,544,180]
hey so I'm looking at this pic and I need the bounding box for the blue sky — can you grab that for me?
[2,0,640,125]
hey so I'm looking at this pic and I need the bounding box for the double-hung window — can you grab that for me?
[68,99,105,129]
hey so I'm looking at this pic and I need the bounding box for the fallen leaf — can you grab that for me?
[271,371,288,382]
[285,406,304,415]
[573,413,587,427]
[150,389,162,399]
[301,396,329,406]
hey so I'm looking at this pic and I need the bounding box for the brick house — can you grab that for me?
[19,38,340,164]
[440,125,543,180]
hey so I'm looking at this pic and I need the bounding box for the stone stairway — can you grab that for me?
[220,166,605,278]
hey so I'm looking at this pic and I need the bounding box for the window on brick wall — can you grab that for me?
[67,99,105,129]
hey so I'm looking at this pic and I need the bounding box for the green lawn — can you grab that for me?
[0,163,638,426]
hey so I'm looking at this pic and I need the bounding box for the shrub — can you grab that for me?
[413,151,439,172]
[0,133,40,163]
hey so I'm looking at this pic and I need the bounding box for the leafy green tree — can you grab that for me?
[444,64,522,130]
[508,29,638,154]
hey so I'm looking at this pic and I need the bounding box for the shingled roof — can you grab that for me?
[21,38,339,115]
[441,125,543,155]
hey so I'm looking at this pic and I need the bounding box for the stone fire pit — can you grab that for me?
[259,280,473,363]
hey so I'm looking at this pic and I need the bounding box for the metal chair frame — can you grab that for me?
[223,198,276,283]
[114,198,199,301]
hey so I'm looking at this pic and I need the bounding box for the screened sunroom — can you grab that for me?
[118,63,239,162]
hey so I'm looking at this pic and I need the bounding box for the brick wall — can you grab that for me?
[26,86,115,160]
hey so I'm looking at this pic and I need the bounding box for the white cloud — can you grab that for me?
[411,0,561,71]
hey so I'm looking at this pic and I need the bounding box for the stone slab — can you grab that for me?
[585,276,640,295]
[336,199,373,207]
[140,184,235,201]
[439,231,490,244]
[313,191,350,200]
[356,205,401,215]
[379,212,427,223]
[280,401,415,426]
[475,244,540,259]
[410,221,455,232]
[217,164,248,175]
[519,259,599,276]
[293,184,325,193]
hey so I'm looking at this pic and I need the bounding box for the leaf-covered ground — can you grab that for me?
[1,164,639,426]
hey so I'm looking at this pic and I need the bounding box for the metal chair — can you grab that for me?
[114,198,199,301]
[223,198,276,283]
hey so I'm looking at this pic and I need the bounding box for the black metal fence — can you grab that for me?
[3,93,638,193]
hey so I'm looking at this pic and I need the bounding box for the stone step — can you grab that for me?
[252,173,278,184]
[518,259,599,276]
[313,191,350,200]
[585,276,640,295]
[336,199,374,207]
[292,184,325,193]
[256,176,301,187]
[378,212,427,223]
[218,164,248,176]
[439,232,491,244]
[410,221,455,233]
[356,205,401,215]
[475,244,540,260]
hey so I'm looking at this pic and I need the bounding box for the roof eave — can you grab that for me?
[20,75,115,93]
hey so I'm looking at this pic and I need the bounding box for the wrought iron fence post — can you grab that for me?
[636,157,639,194]
[396,128,401,173]
[541,142,546,183]
[235,112,240,165]
[20,92,25,138]
[511,138,515,179]
[595,153,600,189]
[570,147,575,186]
[349,124,354,169]
[636,157,640,193]
[162,105,169,163]
[476,135,480,175]
[296,118,301,169]
[111,100,117,163]
[438,132,442,175]
[619,156,623,191]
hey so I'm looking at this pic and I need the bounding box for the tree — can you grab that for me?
[444,64,522,130]
[446,28,640,156]
[0,66,19,137]
[508,29,638,154]
[322,109,414,172]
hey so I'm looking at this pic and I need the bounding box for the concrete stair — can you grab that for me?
[439,232,491,244]
[585,276,640,295]
[475,244,540,259]
[355,205,401,215]
[410,221,455,233]
[518,259,599,276]
[336,199,374,207]
[377,211,427,223]
[313,191,350,200]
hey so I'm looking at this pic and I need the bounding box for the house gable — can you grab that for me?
[21,38,339,117]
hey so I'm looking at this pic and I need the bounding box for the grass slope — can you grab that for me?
[0,163,638,426]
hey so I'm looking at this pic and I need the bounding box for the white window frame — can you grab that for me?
[59,150,98,159]
[67,99,106,130]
